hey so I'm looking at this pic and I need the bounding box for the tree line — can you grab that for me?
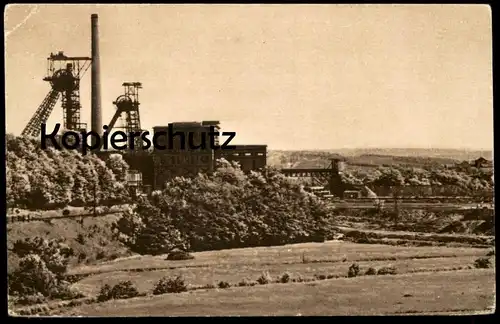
[6,134,131,210]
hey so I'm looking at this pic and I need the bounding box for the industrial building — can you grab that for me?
[20,14,268,196]
[150,121,267,190]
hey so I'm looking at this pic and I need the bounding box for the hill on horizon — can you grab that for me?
[267,148,493,169]
[269,148,492,161]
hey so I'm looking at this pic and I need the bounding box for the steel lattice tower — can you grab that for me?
[107,82,144,151]
[21,51,92,137]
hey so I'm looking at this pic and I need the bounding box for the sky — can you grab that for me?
[4,4,493,150]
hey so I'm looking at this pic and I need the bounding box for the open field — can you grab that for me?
[68,241,490,276]
[7,203,495,316]
[59,270,495,316]
[10,240,492,316]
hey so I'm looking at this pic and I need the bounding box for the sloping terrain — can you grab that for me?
[23,241,495,316]
[7,215,131,273]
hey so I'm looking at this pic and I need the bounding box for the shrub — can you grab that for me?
[76,234,86,245]
[11,237,73,277]
[218,281,231,289]
[238,279,256,287]
[15,293,46,306]
[315,274,327,280]
[200,283,215,290]
[166,250,195,261]
[78,253,87,263]
[97,284,113,302]
[293,276,306,283]
[62,209,70,216]
[377,266,397,275]
[474,258,491,269]
[257,271,273,285]
[365,267,377,275]
[486,250,495,256]
[8,254,59,297]
[344,231,371,244]
[152,276,188,295]
[49,283,85,300]
[97,281,139,301]
[348,263,360,278]
[279,272,291,284]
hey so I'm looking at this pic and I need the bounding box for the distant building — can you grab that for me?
[215,145,267,172]
[474,157,493,169]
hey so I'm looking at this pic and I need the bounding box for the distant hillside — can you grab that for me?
[317,148,492,161]
[267,148,493,169]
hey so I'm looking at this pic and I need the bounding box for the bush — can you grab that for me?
[348,263,360,278]
[78,253,87,263]
[76,234,86,245]
[15,293,46,306]
[97,284,113,302]
[96,251,106,260]
[365,267,377,275]
[199,283,215,290]
[474,258,491,269]
[344,231,371,244]
[377,266,397,275]
[11,237,73,277]
[152,276,188,295]
[257,271,273,285]
[486,250,495,256]
[97,281,139,301]
[8,254,59,297]
[218,281,231,289]
[49,283,85,300]
[238,279,256,287]
[279,272,291,283]
[166,250,195,261]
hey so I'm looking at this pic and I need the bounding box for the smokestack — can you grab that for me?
[91,14,102,149]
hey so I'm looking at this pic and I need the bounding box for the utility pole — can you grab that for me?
[93,179,97,217]
[393,186,400,224]
[93,168,98,218]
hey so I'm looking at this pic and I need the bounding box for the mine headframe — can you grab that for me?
[107,82,144,151]
[22,51,92,137]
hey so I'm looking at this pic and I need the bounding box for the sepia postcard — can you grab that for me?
[5,4,495,316]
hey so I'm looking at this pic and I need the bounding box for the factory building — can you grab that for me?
[215,145,267,172]
[150,121,267,190]
[152,121,219,189]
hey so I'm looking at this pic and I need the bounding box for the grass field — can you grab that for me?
[28,241,492,316]
[61,270,495,316]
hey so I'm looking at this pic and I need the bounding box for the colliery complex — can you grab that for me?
[21,14,268,194]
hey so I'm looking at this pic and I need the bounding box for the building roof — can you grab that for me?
[362,186,378,198]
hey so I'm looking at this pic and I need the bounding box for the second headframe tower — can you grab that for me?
[91,14,103,149]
